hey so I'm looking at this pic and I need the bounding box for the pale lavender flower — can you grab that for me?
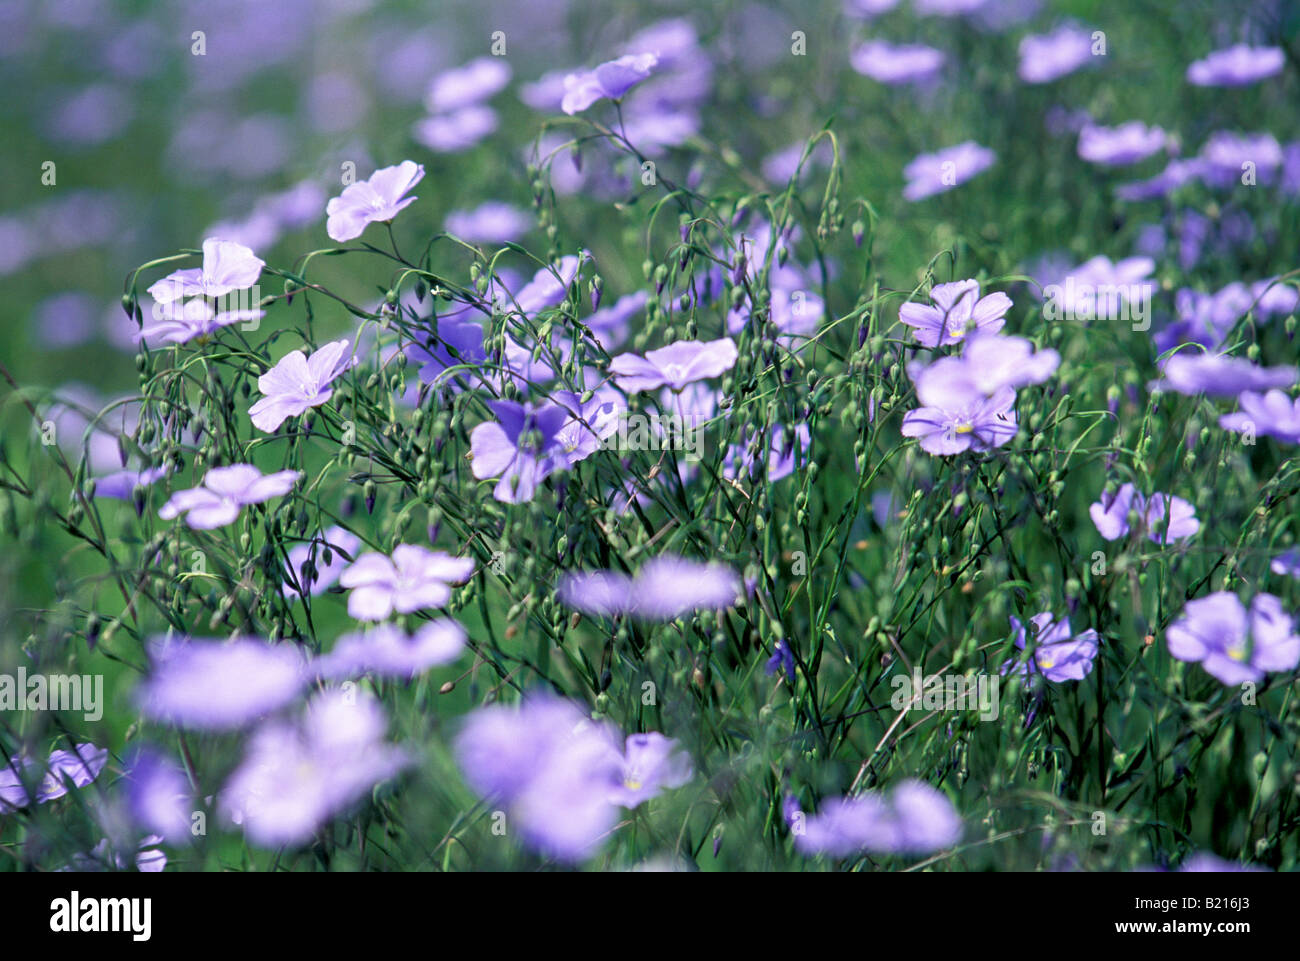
[412,105,498,153]
[469,399,573,503]
[608,337,738,393]
[1088,483,1199,544]
[583,291,648,350]
[453,695,624,862]
[723,423,811,483]
[1018,25,1097,84]
[137,298,265,346]
[1179,853,1268,872]
[282,525,361,598]
[158,464,300,529]
[1116,158,1206,201]
[795,780,961,856]
[444,201,531,244]
[36,743,110,803]
[558,556,743,621]
[146,238,265,305]
[1078,122,1166,166]
[903,142,995,201]
[898,279,1010,348]
[1187,45,1285,87]
[219,689,411,848]
[561,53,659,114]
[124,748,193,842]
[339,545,475,620]
[249,338,356,432]
[961,333,1060,393]
[1199,131,1283,188]
[850,40,945,85]
[325,161,424,242]
[608,733,692,808]
[1153,352,1296,398]
[1220,390,1300,445]
[1001,612,1100,682]
[318,619,467,680]
[1271,548,1300,579]
[1167,592,1300,685]
[900,357,1018,455]
[425,57,511,112]
[136,637,311,730]
[91,465,167,501]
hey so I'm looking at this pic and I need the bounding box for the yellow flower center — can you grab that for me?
[955,423,974,434]
[624,778,642,791]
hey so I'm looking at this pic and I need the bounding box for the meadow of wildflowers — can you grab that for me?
[1,0,1300,881]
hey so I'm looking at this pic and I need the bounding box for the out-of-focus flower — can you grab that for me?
[1077,121,1166,166]
[1089,483,1199,544]
[961,333,1060,393]
[325,161,424,242]
[1199,131,1283,188]
[1220,391,1300,445]
[1167,592,1300,685]
[903,142,995,201]
[793,780,961,856]
[412,106,498,153]
[282,526,361,598]
[1018,25,1097,84]
[1271,548,1300,579]
[1153,352,1296,398]
[1116,158,1205,201]
[608,338,738,393]
[561,53,659,114]
[1001,612,1100,682]
[249,338,356,432]
[1186,45,1284,87]
[558,555,743,620]
[158,464,300,529]
[220,689,411,848]
[318,620,467,680]
[444,202,531,244]
[898,279,1010,348]
[147,238,265,305]
[136,637,310,730]
[124,748,193,843]
[339,545,475,621]
[723,423,811,483]
[850,40,944,85]
[900,357,1018,455]
[608,733,693,808]
[425,57,511,113]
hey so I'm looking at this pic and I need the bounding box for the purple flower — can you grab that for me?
[900,357,1018,455]
[794,780,961,856]
[37,743,110,803]
[898,279,1011,348]
[960,333,1060,393]
[1187,45,1285,87]
[1018,25,1097,84]
[558,555,743,621]
[1153,352,1296,398]
[583,291,648,351]
[444,201,531,244]
[1088,483,1199,543]
[469,399,572,503]
[339,545,475,621]
[608,337,738,393]
[137,298,265,345]
[318,619,467,680]
[454,695,624,862]
[1199,131,1283,188]
[766,639,796,680]
[903,142,995,201]
[91,465,168,501]
[425,57,511,113]
[1078,122,1166,166]
[561,53,659,114]
[1178,853,1268,872]
[249,338,356,432]
[850,40,945,85]
[158,463,300,529]
[1220,390,1300,445]
[1271,548,1300,579]
[136,637,311,730]
[412,106,498,153]
[723,423,811,483]
[282,525,361,598]
[146,238,265,305]
[220,689,410,848]
[1001,612,1100,682]
[1167,592,1300,685]
[406,317,489,392]
[325,161,424,243]
[124,748,193,842]
[1116,159,1206,201]
[608,733,693,808]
